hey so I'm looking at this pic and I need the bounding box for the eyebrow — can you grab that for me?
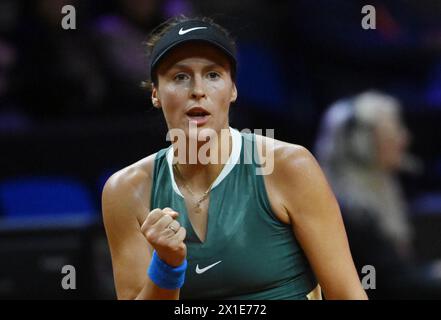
[169,62,227,71]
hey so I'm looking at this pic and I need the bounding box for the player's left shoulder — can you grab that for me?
[256,135,337,222]
[254,133,319,179]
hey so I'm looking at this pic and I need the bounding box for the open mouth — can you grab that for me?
[186,107,211,126]
[186,107,210,117]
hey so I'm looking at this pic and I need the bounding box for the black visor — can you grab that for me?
[149,19,237,82]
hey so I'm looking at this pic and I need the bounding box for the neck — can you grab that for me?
[172,127,232,192]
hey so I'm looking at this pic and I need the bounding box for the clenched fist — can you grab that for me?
[141,207,187,267]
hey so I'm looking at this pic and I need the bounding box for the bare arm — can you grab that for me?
[102,164,185,300]
[276,145,367,300]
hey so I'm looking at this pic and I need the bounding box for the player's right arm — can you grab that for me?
[102,158,186,300]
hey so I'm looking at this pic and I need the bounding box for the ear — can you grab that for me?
[230,83,238,103]
[151,84,161,108]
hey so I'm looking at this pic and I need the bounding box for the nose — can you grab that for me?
[190,75,206,100]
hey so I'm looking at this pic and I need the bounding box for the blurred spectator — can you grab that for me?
[0,0,30,131]
[91,0,188,114]
[315,90,441,299]
[281,0,441,112]
[0,39,16,104]
[15,0,107,120]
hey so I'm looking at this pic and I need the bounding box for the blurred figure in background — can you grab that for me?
[16,0,106,120]
[315,90,441,299]
[0,0,30,131]
[92,0,193,114]
[92,0,162,114]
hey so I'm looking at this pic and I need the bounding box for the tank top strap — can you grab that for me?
[240,132,283,225]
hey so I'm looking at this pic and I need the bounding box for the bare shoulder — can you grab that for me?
[254,134,331,222]
[102,153,157,226]
[254,133,318,179]
[101,154,159,299]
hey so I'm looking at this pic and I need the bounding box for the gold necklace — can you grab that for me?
[173,164,217,214]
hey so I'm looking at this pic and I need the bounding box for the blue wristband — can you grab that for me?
[148,250,187,289]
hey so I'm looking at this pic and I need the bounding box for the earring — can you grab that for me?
[152,99,161,108]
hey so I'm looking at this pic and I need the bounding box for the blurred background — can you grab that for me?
[1,0,441,299]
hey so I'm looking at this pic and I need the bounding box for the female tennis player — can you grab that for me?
[102,16,368,300]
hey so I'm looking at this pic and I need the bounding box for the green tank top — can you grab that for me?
[150,128,317,299]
